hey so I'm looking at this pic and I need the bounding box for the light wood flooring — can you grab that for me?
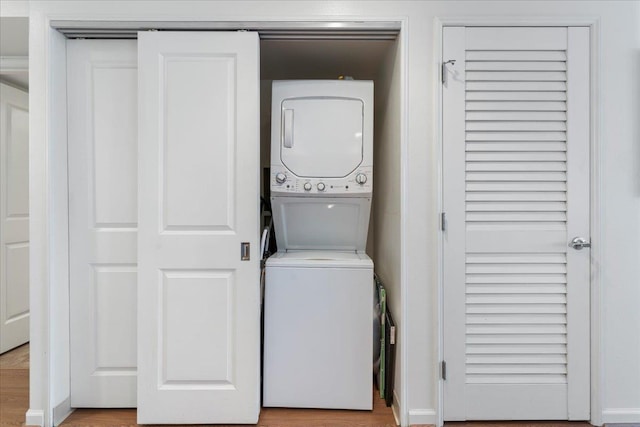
[0,345,595,427]
[0,343,29,427]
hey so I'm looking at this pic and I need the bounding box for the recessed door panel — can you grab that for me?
[163,57,235,230]
[161,270,233,384]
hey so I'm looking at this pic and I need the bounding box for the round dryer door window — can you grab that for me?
[280,97,364,178]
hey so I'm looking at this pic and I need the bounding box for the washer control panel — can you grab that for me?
[271,166,373,195]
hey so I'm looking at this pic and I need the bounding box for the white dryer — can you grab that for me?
[264,80,374,410]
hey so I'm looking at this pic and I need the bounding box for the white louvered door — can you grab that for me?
[443,27,590,420]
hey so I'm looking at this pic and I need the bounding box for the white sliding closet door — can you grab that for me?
[0,83,29,354]
[443,27,590,420]
[137,32,260,424]
[68,40,138,406]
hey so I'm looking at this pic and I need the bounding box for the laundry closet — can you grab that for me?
[65,27,402,424]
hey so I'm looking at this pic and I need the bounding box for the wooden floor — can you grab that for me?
[0,344,397,427]
[0,343,29,427]
[0,345,594,427]
[61,388,397,427]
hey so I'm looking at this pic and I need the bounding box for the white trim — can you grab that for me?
[398,15,410,427]
[588,16,604,427]
[434,16,602,425]
[392,390,402,426]
[408,409,437,426]
[28,11,58,427]
[601,409,640,424]
[25,409,45,427]
[52,398,72,427]
[433,15,446,427]
[0,56,29,73]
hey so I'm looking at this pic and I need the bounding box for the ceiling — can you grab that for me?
[0,17,29,89]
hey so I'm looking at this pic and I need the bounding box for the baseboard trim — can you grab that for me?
[602,408,640,424]
[25,409,44,427]
[409,408,437,426]
[392,390,401,426]
[53,397,73,426]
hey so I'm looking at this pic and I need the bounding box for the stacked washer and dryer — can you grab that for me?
[263,80,374,410]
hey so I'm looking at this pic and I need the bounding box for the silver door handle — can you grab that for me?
[283,109,293,148]
[569,237,591,250]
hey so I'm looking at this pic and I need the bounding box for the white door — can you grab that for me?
[68,40,138,406]
[280,97,364,177]
[443,27,590,420]
[137,32,260,424]
[0,83,29,354]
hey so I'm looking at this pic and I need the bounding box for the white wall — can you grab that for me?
[28,1,640,426]
[372,35,404,420]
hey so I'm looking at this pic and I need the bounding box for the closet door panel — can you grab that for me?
[0,83,29,354]
[68,40,138,407]
[137,31,260,424]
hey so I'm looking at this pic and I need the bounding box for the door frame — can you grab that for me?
[434,17,602,427]
[28,9,408,427]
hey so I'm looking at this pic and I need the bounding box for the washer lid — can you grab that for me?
[271,196,371,252]
[280,97,364,178]
[266,251,373,269]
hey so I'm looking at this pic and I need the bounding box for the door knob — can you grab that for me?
[569,237,591,250]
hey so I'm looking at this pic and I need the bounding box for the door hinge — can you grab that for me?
[441,360,447,380]
[441,212,446,232]
[442,60,456,84]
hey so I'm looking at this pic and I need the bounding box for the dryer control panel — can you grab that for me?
[270,165,373,196]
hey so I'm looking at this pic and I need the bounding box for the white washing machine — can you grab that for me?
[263,80,374,410]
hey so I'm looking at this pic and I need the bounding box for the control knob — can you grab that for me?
[303,182,312,191]
[275,172,287,184]
[317,182,326,192]
[355,173,367,185]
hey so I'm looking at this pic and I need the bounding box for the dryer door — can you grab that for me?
[280,97,363,178]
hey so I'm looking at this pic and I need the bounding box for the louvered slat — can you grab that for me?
[467,354,568,364]
[467,334,567,344]
[467,306,567,315]
[467,344,567,354]
[466,131,566,141]
[466,71,567,81]
[466,152,566,161]
[466,202,567,211]
[466,142,567,152]
[467,81,567,91]
[466,50,567,61]
[466,375,566,384]
[466,191,567,201]
[466,101,567,111]
[466,182,567,192]
[466,162,567,171]
[466,111,567,121]
[466,284,567,294]
[467,313,567,324]
[466,61,567,71]
[466,91,567,101]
